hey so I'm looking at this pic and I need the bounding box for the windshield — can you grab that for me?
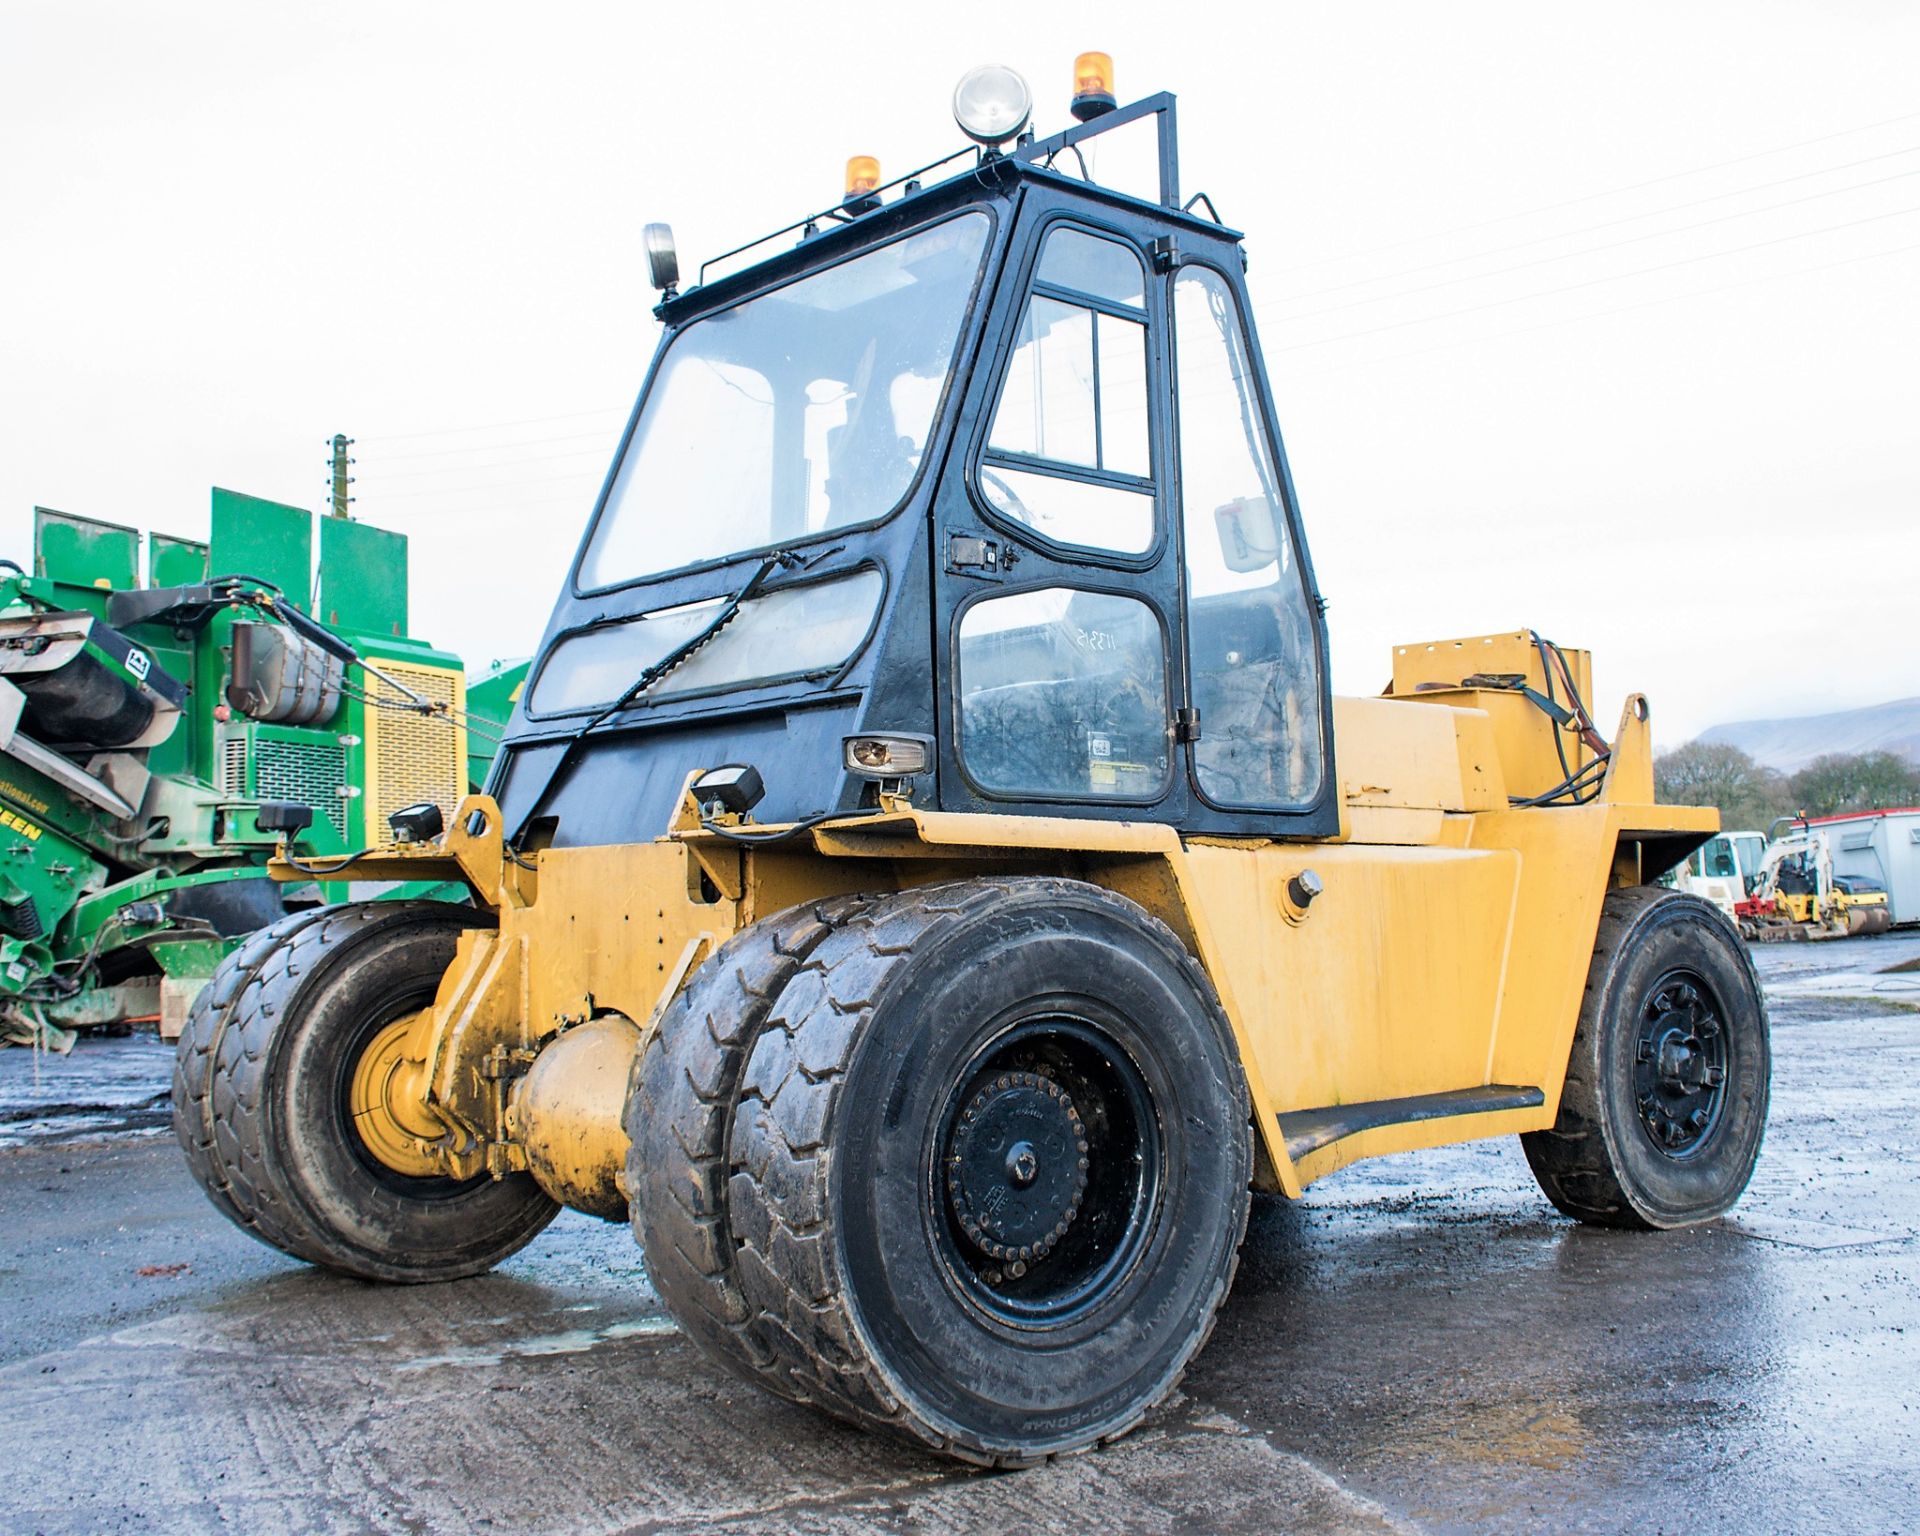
[578,213,992,589]
[529,569,885,715]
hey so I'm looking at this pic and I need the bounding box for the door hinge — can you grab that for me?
[1173,706,1202,743]
[1151,236,1183,273]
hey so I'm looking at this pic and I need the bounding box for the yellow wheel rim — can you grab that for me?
[348,1010,443,1179]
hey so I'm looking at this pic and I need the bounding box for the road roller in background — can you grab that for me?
[174,60,1768,1466]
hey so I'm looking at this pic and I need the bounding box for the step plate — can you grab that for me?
[1278,1084,1545,1162]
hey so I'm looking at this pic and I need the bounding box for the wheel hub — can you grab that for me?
[347,1009,444,1178]
[945,1070,1089,1268]
[1633,976,1728,1156]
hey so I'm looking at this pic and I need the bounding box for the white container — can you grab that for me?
[1812,809,1920,926]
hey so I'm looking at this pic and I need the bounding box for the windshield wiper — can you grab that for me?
[506,545,837,849]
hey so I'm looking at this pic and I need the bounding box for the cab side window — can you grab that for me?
[1174,267,1324,808]
[980,228,1154,555]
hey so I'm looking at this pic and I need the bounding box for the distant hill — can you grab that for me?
[1698,697,1920,773]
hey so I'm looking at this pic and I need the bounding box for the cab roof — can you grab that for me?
[657,92,1243,327]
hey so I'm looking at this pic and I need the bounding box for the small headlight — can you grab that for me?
[388,801,445,845]
[953,65,1032,147]
[256,800,315,837]
[843,734,932,779]
[692,762,765,816]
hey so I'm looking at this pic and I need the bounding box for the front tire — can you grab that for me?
[725,877,1252,1465]
[175,902,557,1281]
[1523,887,1769,1229]
[625,893,871,1395]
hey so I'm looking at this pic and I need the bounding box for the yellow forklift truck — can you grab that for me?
[173,59,1764,1466]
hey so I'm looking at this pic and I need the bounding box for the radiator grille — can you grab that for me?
[362,660,468,841]
[220,736,248,798]
[255,738,349,842]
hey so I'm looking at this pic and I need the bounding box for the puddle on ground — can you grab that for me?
[1719,1212,1908,1250]
[393,1314,679,1372]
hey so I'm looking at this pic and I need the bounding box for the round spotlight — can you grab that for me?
[952,64,1032,146]
[642,223,679,294]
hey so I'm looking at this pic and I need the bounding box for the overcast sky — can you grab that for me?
[4,1,1915,745]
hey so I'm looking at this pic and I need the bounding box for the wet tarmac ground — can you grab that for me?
[1,934,1915,1534]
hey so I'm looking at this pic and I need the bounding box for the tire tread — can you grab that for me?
[1522,885,1767,1229]
[171,906,338,1233]
[726,876,1251,1467]
[625,893,873,1396]
[176,901,554,1279]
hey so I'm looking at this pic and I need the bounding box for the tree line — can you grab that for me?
[1654,743,1920,831]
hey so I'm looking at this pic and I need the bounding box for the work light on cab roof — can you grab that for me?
[952,63,1032,145]
[642,222,678,296]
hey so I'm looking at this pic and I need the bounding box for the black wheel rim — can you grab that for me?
[932,1012,1161,1327]
[1631,968,1731,1160]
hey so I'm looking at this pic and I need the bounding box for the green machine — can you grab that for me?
[0,488,517,1049]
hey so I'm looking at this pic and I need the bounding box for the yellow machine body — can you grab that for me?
[279,634,1714,1216]
[1776,885,1890,935]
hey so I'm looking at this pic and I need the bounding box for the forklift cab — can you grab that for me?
[494,89,1336,851]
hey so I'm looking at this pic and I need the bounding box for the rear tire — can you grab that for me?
[625,893,872,1396]
[726,877,1251,1465]
[1523,887,1769,1229]
[179,902,557,1281]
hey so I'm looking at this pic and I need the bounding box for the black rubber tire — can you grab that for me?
[625,892,872,1397]
[184,901,558,1280]
[172,905,338,1228]
[725,877,1252,1466]
[1522,887,1770,1229]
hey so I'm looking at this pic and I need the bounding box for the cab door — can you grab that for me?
[1165,261,1330,822]
[934,208,1189,824]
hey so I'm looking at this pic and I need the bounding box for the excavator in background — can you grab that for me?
[0,491,521,1049]
[1735,815,1892,940]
